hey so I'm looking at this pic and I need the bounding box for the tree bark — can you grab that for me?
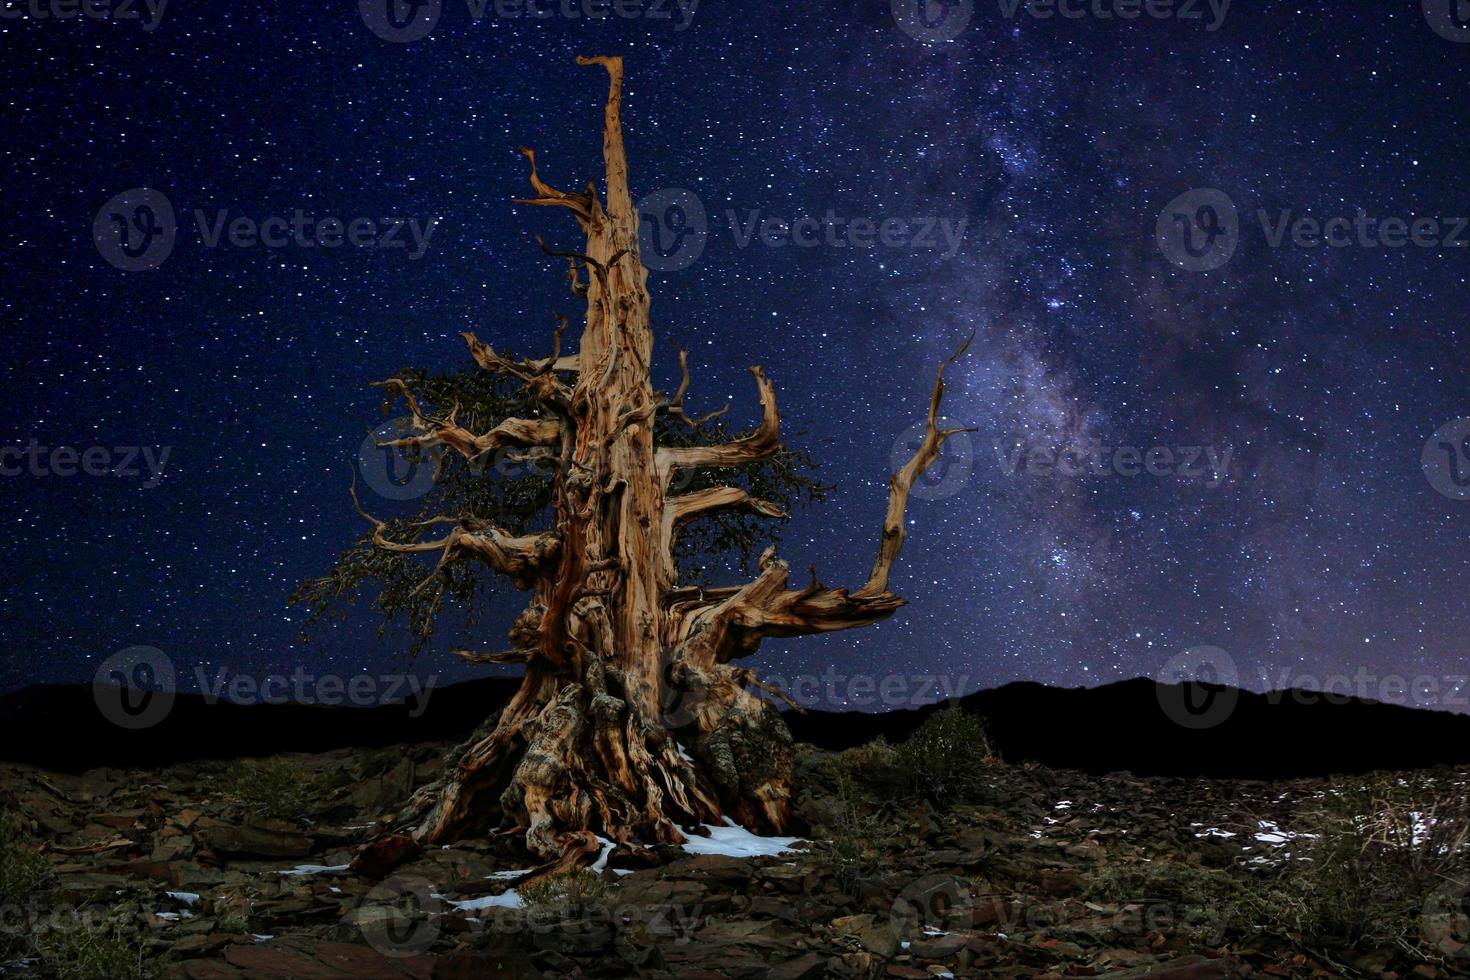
[369,56,970,872]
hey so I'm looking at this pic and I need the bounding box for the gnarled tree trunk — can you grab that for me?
[366,56,970,872]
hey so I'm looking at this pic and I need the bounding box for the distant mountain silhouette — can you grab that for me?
[3,676,1468,777]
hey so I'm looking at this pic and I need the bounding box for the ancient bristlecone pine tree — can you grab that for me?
[357,56,968,871]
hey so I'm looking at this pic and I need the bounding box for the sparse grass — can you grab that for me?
[216,912,250,934]
[1087,860,1253,943]
[1251,771,1470,957]
[33,916,160,980]
[808,770,894,897]
[893,707,992,801]
[225,756,348,823]
[519,868,610,919]
[831,736,898,774]
[0,807,51,904]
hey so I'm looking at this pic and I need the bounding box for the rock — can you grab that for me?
[831,913,901,958]
[767,951,824,979]
[350,831,423,879]
[194,817,314,858]
[432,948,541,979]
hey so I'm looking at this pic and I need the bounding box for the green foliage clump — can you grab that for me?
[1087,860,1252,943]
[809,770,894,897]
[1254,771,1470,957]
[0,807,50,904]
[894,707,992,801]
[33,917,160,980]
[226,757,348,823]
[518,867,610,918]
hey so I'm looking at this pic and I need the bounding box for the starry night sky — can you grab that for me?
[4,1,1470,710]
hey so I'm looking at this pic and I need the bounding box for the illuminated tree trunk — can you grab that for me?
[365,56,970,873]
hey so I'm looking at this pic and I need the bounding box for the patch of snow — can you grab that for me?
[1053,801,1072,809]
[679,819,803,858]
[591,836,616,872]
[613,869,635,877]
[276,864,351,876]
[1254,820,1315,846]
[251,934,274,942]
[154,910,194,921]
[329,886,342,894]
[165,891,201,906]
[433,890,524,912]
[486,869,532,880]
[1190,825,1237,839]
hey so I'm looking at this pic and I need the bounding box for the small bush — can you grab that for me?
[1087,860,1253,943]
[894,707,992,800]
[808,770,894,897]
[1257,771,1470,955]
[227,757,346,823]
[34,918,160,980]
[831,737,898,774]
[519,868,609,918]
[0,807,51,903]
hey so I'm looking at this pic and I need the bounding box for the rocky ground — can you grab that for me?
[0,737,1466,979]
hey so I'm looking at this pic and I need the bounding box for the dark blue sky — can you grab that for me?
[4,1,1470,711]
